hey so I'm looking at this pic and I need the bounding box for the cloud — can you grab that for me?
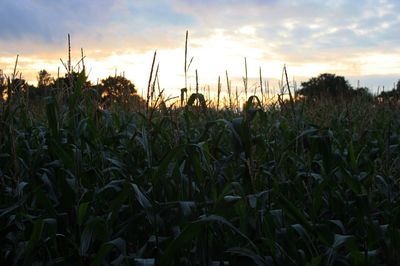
[0,0,115,40]
[2,0,399,57]
[0,1,53,42]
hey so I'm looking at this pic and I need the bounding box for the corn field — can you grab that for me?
[1,68,400,265]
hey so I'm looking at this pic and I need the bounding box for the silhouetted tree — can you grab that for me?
[298,73,353,99]
[37,69,53,88]
[27,70,54,99]
[97,76,136,107]
[378,80,400,102]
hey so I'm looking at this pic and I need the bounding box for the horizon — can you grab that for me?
[1,0,399,96]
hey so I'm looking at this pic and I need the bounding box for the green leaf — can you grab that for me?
[276,192,313,233]
[132,184,152,210]
[49,139,74,169]
[179,201,196,217]
[134,258,155,266]
[161,214,258,266]
[332,234,353,249]
[78,202,90,226]
[226,247,267,266]
[196,215,258,251]
[91,238,126,266]
[80,217,107,256]
[46,98,59,140]
[224,195,241,203]
[160,223,203,266]
[25,220,45,260]
[187,93,207,110]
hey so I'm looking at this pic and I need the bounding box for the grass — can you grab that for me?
[1,47,400,265]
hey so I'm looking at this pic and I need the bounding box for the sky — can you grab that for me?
[0,0,399,97]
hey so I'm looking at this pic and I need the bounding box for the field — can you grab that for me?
[1,67,400,266]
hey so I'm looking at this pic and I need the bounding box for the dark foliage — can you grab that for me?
[298,73,355,99]
[1,68,400,265]
[378,80,400,102]
[96,75,137,108]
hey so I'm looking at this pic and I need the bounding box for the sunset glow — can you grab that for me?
[1,0,399,96]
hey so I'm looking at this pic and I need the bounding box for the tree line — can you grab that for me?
[1,69,399,107]
[297,73,400,102]
[0,69,145,109]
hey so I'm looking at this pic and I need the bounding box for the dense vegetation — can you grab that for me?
[1,69,145,112]
[297,73,372,100]
[1,67,400,266]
